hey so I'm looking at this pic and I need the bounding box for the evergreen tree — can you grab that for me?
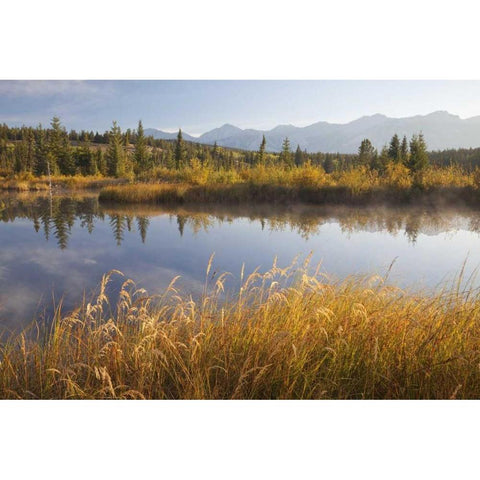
[174,129,185,169]
[78,135,97,176]
[358,139,377,166]
[96,149,107,176]
[256,135,266,165]
[134,120,149,172]
[388,134,401,162]
[406,133,429,173]
[47,116,65,174]
[34,126,49,176]
[400,135,409,163]
[323,155,337,173]
[106,121,126,177]
[59,135,75,175]
[372,146,389,173]
[165,149,175,169]
[294,144,304,166]
[279,137,293,167]
[44,117,75,175]
[25,129,35,172]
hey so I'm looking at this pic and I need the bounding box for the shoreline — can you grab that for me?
[98,182,480,207]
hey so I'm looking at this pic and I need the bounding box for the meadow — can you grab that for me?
[1,259,480,399]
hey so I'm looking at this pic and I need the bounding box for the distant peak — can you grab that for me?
[271,123,296,131]
[348,113,387,125]
[425,110,457,118]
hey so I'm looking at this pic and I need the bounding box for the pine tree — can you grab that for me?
[400,135,409,163]
[279,137,293,167]
[358,139,377,166]
[25,129,35,172]
[388,134,401,162]
[174,129,185,169]
[34,126,49,176]
[59,135,75,175]
[106,121,126,177]
[47,116,65,174]
[134,120,149,172]
[294,145,304,166]
[44,117,75,175]
[256,135,266,165]
[96,150,107,176]
[83,135,98,176]
[372,146,389,172]
[406,133,429,173]
[165,149,175,169]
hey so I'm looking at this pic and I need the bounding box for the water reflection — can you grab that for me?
[1,193,480,248]
[1,192,480,330]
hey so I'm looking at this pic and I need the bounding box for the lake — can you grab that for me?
[2,192,480,330]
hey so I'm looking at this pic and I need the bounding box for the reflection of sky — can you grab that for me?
[2,202,480,330]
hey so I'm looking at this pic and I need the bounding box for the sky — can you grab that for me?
[2,80,480,136]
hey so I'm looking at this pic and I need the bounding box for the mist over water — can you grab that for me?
[2,192,480,330]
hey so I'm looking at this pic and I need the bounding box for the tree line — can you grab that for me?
[0,117,436,178]
[356,133,429,174]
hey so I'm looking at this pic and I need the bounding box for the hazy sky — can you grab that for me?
[1,80,480,135]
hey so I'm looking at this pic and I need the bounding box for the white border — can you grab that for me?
[2,1,480,478]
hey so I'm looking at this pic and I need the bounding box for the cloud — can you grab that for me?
[0,80,103,98]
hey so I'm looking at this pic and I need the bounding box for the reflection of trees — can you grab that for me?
[51,197,77,249]
[145,205,480,245]
[109,215,125,246]
[3,195,480,248]
[0,195,155,248]
[177,214,187,237]
[404,215,421,245]
[137,217,150,243]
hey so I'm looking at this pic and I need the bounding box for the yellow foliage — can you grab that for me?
[384,162,413,189]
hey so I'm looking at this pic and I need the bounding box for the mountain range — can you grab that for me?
[145,111,480,153]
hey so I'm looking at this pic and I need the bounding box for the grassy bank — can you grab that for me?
[99,164,480,206]
[2,262,480,399]
[99,181,480,207]
[0,175,127,192]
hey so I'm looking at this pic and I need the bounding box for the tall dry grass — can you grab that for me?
[1,259,480,399]
[0,174,126,191]
[100,163,480,206]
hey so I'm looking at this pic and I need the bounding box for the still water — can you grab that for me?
[2,193,480,329]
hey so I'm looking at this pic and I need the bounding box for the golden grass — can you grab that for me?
[99,164,480,206]
[1,259,480,399]
[0,175,126,191]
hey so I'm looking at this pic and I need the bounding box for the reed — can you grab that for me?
[1,259,480,399]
